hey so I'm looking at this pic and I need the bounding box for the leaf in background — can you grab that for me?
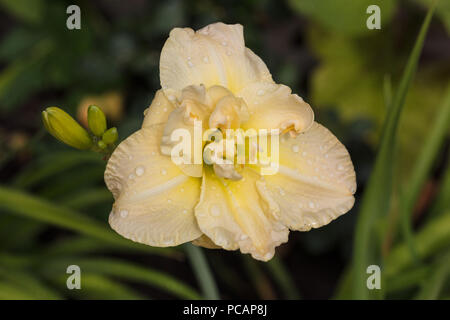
[414,250,450,299]
[352,5,435,299]
[0,185,177,257]
[41,258,202,299]
[53,273,145,300]
[400,86,450,261]
[306,16,449,182]
[288,0,396,36]
[0,0,44,24]
[0,266,61,299]
[415,0,450,34]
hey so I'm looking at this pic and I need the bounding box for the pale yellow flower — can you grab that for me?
[104,23,356,261]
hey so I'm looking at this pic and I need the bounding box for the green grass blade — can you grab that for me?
[0,185,177,257]
[266,257,301,299]
[400,85,450,261]
[352,5,436,299]
[185,244,220,299]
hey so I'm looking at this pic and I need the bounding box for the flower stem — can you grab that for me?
[184,244,219,299]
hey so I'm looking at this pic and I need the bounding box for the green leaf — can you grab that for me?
[0,0,44,24]
[42,258,202,300]
[400,86,450,261]
[386,212,450,277]
[53,272,145,300]
[289,0,396,36]
[13,151,102,189]
[0,185,177,258]
[0,266,61,299]
[352,4,436,299]
[414,250,450,299]
[0,282,38,300]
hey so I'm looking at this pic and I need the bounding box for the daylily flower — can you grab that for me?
[105,23,356,261]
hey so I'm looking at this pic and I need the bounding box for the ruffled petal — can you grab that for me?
[237,82,314,135]
[105,124,202,246]
[160,23,273,93]
[194,168,289,261]
[142,90,176,128]
[261,122,356,231]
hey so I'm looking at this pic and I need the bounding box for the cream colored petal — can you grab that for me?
[160,86,211,178]
[237,82,314,134]
[142,90,176,128]
[261,122,356,231]
[194,168,289,261]
[105,124,202,246]
[160,23,273,93]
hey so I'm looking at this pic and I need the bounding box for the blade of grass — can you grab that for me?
[0,282,38,299]
[352,4,436,299]
[185,244,219,300]
[0,185,178,258]
[266,257,301,299]
[400,85,450,262]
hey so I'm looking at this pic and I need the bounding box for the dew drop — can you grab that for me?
[291,144,300,153]
[163,107,168,112]
[278,187,286,196]
[337,164,345,171]
[167,199,172,204]
[203,56,209,63]
[161,169,167,175]
[180,188,185,193]
[183,209,188,214]
[240,234,248,241]
[187,61,194,68]
[128,174,135,180]
[257,89,265,96]
[135,166,145,176]
[302,151,307,156]
[221,41,227,46]
[308,201,315,209]
[151,151,156,156]
[120,210,129,218]
[210,204,221,217]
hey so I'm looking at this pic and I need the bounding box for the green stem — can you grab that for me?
[185,244,220,299]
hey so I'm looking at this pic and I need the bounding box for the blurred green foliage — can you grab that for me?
[0,0,449,299]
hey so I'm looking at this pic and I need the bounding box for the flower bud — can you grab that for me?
[42,107,93,150]
[98,140,107,150]
[102,127,118,145]
[87,105,107,137]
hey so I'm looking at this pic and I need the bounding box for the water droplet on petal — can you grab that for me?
[210,204,220,216]
[257,89,265,96]
[187,61,194,68]
[120,210,129,218]
[291,144,300,153]
[240,234,248,241]
[135,166,145,176]
[203,56,209,63]
[161,169,167,175]
[337,164,345,171]
[221,41,227,46]
[308,201,315,209]
[183,209,188,214]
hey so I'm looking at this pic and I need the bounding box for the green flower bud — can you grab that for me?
[98,140,107,150]
[102,127,118,145]
[87,105,107,137]
[42,107,93,150]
